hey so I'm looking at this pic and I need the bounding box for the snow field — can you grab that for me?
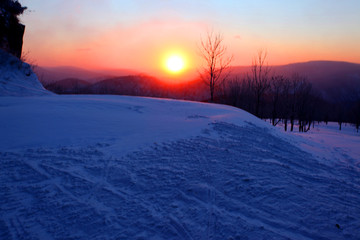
[0,95,359,239]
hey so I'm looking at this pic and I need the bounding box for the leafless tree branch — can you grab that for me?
[198,30,232,101]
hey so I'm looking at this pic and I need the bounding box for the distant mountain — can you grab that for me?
[43,74,209,101]
[96,68,142,78]
[35,66,140,85]
[88,75,164,96]
[40,61,360,102]
[274,61,360,101]
[231,61,360,101]
[45,78,91,94]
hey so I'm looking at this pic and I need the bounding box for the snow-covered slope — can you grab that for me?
[0,95,359,239]
[288,122,360,167]
[0,50,51,96]
[0,95,266,153]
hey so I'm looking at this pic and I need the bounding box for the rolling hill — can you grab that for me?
[39,61,360,103]
[44,75,209,101]
[231,61,360,101]
[34,66,140,85]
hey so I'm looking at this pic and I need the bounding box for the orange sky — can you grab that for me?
[21,0,360,80]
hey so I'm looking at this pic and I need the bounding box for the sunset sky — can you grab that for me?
[21,0,360,77]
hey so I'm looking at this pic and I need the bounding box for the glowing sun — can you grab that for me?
[165,55,185,73]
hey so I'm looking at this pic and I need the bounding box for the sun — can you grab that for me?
[165,55,185,73]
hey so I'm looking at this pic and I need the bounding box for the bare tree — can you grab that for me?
[285,73,314,132]
[199,31,232,102]
[225,76,253,111]
[353,93,360,133]
[269,75,289,126]
[226,77,242,107]
[296,79,313,132]
[288,73,301,131]
[355,102,360,133]
[250,50,271,117]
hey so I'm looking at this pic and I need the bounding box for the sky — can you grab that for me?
[21,0,360,78]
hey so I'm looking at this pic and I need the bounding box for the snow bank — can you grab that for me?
[290,122,360,166]
[1,95,359,239]
[0,95,268,155]
[0,50,51,96]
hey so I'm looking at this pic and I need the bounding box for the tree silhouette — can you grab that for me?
[269,75,289,126]
[250,50,271,117]
[0,0,27,57]
[199,31,232,102]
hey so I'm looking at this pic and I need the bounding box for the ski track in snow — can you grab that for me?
[1,122,359,239]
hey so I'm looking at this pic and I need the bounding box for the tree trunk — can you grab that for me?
[210,84,214,102]
[305,121,311,132]
[255,94,260,117]
[290,118,294,132]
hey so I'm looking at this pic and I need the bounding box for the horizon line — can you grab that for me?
[36,59,360,71]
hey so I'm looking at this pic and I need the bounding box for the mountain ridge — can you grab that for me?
[40,60,360,102]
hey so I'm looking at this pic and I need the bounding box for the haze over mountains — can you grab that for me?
[36,60,360,102]
[35,66,140,84]
[232,61,360,101]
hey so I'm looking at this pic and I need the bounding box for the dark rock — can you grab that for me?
[0,0,27,58]
[7,22,24,58]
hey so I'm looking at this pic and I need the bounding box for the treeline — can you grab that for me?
[198,32,360,133]
[218,63,360,133]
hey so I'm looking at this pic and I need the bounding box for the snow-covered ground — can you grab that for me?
[0,50,50,97]
[292,122,360,167]
[1,94,359,239]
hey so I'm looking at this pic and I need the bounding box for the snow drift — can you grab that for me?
[1,94,359,239]
[0,49,50,96]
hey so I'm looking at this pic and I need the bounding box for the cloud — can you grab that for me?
[234,35,242,40]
